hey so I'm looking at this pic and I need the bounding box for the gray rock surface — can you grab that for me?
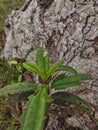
[1,0,98,129]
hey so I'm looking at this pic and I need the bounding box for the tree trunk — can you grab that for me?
[1,0,98,129]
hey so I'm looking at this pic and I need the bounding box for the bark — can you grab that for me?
[1,0,98,129]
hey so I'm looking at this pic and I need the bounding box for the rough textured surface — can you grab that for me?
[1,0,98,129]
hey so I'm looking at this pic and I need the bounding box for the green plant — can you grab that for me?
[10,60,23,82]
[0,47,97,130]
[0,57,22,85]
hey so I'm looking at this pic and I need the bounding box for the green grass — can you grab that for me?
[0,0,26,35]
[0,97,19,130]
[0,57,23,130]
[0,57,20,87]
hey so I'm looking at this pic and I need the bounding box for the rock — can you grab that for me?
[2,0,98,62]
[66,117,88,130]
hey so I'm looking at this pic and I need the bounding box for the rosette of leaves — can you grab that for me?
[0,47,97,130]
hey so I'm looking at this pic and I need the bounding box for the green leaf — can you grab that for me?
[44,53,50,74]
[52,81,81,90]
[51,74,66,81]
[46,59,63,79]
[52,74,91,85]
[36,47,45,73]
[20,85,48,130]
[52,92,92,113]
[0,82,37,96]
[18,74,22,82]
[51,74,91,90]
[16,65,23,73]
[52,92,98,125]
[23,62,43,76]
[59,65,78,74]
[10,60,18,65]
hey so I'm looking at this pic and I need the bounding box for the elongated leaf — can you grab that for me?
[44,53,50,74]
[20,85,48,130]
[0,82,37,96]
[36,47,45,73]
[59,65,78,74]
[23,62,43,76]
[52,74,91,85]
[51,74,91,90]
[52,81,81,90]
[52,74,66,81]
[52,92,92,113]
[52,92,98,125]
[46,60,63,79]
